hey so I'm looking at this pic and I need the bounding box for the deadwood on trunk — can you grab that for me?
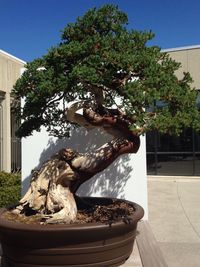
[13,101,140,224]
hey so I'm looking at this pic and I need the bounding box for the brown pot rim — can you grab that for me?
[0,197,144,231]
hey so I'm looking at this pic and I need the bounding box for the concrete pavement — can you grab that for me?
[148,176,200,267]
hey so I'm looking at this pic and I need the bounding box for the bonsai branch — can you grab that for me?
[64,100,95,129]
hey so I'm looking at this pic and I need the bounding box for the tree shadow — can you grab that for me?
[22,127,133,199]
[78,155,132,199]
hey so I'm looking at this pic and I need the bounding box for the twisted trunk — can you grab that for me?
[14,103,140,224]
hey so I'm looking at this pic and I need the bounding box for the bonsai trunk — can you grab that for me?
[13,103,140,224]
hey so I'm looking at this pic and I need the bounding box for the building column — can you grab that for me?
[2,92,11,172]
[0,92,4,170]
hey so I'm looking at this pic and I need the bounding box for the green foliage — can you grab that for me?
[0,172,21,207]
[13,4,200,137]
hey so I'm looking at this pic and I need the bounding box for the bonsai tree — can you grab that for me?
[12,5,200,223]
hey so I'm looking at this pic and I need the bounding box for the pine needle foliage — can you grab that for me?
[13,5,200,138]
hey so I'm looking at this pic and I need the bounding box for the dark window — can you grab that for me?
[146,91,200,176]
[147,129,200,176]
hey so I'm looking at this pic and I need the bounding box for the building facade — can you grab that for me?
[147,45,200,176]
[0,50,25,172]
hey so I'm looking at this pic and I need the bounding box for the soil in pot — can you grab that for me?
[3,198,136,225]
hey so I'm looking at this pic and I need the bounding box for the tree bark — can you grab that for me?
[13,103,140,224]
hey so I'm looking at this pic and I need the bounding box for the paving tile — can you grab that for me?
[159,242,200,267]
[148,180,200,243]
[148,177,200,267]
[120,243,142,267]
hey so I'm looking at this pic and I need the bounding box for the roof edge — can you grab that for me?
[162,44,200,53]
[1,45,200,64]
[0,49,26,64]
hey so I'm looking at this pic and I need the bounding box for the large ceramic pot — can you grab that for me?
[0,197,144,267]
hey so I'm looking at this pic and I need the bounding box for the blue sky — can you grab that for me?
[1,0,200,62]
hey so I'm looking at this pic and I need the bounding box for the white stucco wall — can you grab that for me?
[22,127,148,219]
